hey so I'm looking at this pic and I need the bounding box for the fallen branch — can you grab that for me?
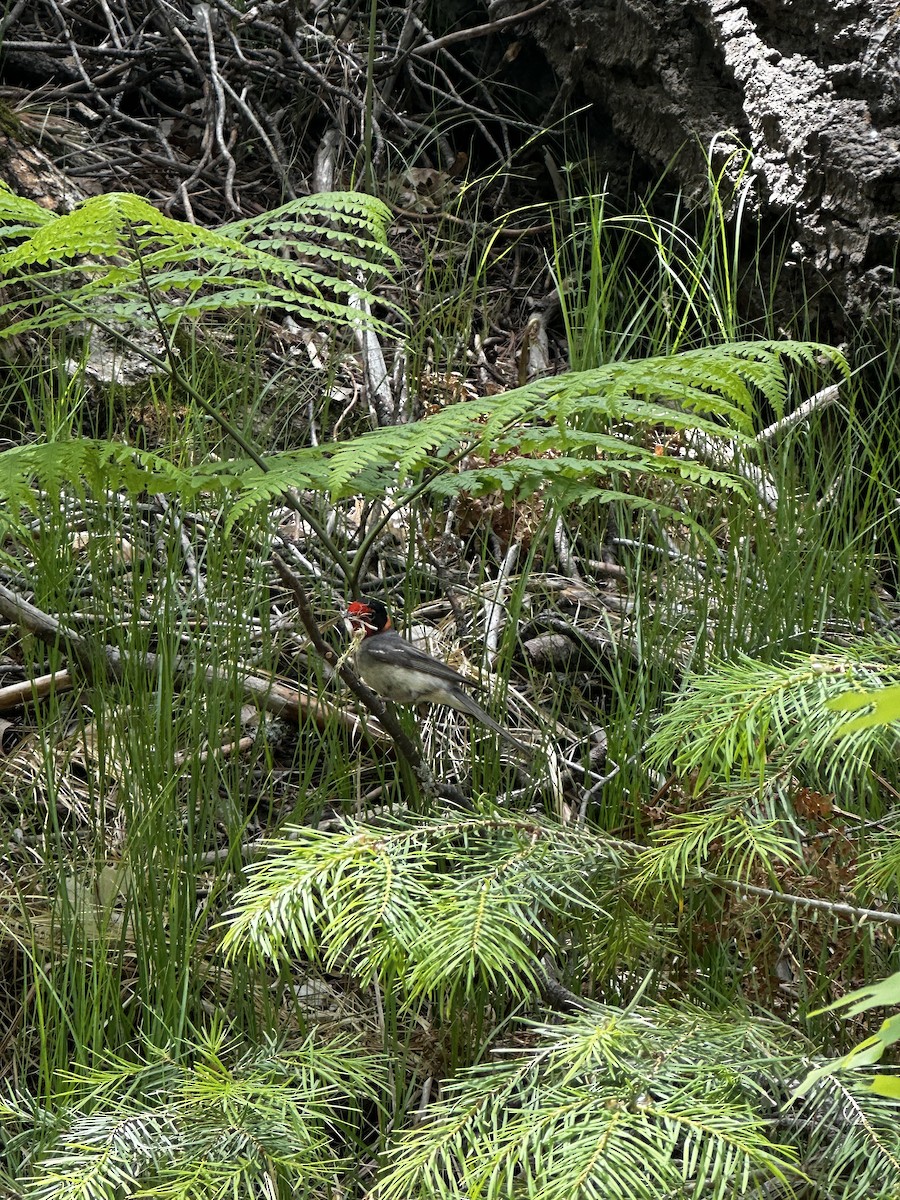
[0,576,347,730]
[755,383,841,444]
[412,0,553,59]
[0,668,73,711]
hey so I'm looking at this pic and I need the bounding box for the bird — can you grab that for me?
[346,598,529,752]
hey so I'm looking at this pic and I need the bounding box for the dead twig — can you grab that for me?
[755,383,841,444]
[483,542,520,668]
[412,0,553,59]
[603,829,900,930]
[196,2,239,212]
[553,517,581,580]
[715,878,900,928]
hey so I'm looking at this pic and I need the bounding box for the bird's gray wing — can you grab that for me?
[360,636,475,687]
[360,635,530,752]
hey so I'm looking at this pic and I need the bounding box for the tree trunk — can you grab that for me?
[525,0,900,331]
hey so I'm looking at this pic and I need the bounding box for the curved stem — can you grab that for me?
[347,467,443,595]
[346,426,521,594]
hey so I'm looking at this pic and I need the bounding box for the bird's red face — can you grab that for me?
[347,599,391,637]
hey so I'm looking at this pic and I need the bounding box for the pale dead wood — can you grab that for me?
[0,669,73,710]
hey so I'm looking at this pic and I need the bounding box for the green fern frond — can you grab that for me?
[503,339,841,433]
[0,440,207,522]
[239,339,841,503]
[0,189,201,267]
[0,338,847,534]
[0,187,398,341]
[221,190,397,250]
[430,455,746,505]
[0,184,57,239]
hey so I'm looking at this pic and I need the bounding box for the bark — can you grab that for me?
[524,0,900,330]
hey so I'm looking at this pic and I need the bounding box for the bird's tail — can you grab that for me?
[452,690,531,753]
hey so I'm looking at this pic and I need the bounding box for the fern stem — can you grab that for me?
[348,459,460,593]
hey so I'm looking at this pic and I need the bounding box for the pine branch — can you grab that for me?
[720,877,900,927]
[376,1001,808,1200]
[648,639,900,795]
[21,1031,383,1199]
[223,809,625,1004]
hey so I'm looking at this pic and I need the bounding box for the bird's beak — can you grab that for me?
[343,609,365,635]
[345,606,377,635]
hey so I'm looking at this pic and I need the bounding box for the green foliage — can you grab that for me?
[647,639,900,795]
[0,440,201,516]
[0,184,852,533]
[634,787,801,892]
[5,1030,383,1200]
[0,183,849,530]
[0,183,56,237]
[221,805,900,1198]
[828,683,900,733]
[0,186,398,338]
[0,339,849,533]
[223,809,627,1011]
[553,146,775,362]
[794,972,900,1102]
[641,636,900,894]
[375,999,897,1200]
[2,161,897,1200]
